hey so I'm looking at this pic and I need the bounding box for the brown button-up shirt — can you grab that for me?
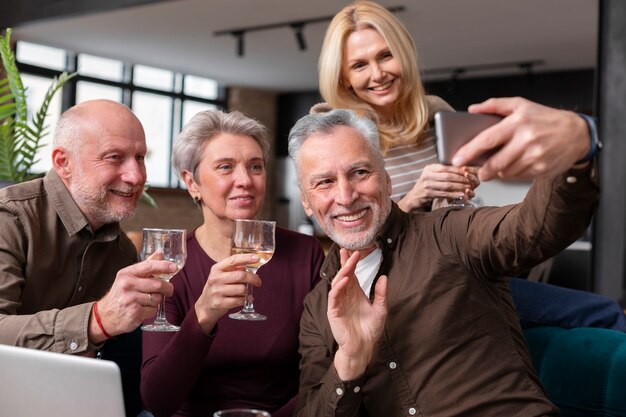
[0,170,137,353]
[297,164,599,417]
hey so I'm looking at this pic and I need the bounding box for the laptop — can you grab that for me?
[0,344,126,417]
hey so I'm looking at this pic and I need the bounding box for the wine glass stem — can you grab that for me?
[242,283,256,313]
[154,298,168,325]
[242,266,258,313]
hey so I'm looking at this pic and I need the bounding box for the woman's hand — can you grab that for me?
[194,253,262,335]
[398,164,480,212]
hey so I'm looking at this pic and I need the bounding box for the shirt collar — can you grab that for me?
[43,170,120,241]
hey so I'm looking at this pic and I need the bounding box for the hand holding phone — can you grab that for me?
[435,111,503,166]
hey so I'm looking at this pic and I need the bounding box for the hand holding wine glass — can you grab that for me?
[229,219,275,321]
[141,228,187,332]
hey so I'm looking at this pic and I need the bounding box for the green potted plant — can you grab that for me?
[0,28,74,185]
[0,28,157,207]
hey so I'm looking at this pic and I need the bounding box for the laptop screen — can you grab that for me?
[0,344,126,417]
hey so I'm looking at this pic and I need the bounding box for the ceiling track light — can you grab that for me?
[291,23,307,51]
[233,31,244,57]
[423,60,545,80]
[214,5,405,57]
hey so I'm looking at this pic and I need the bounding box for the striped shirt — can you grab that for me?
[384,125,438,203]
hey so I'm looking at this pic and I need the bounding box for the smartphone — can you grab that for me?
[434,111,503,166]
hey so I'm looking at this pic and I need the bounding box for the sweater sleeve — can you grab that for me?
[443,163,599,279]
[141,303,215,417]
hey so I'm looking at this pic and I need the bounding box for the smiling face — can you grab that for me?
[184,133,266,225]
[58,102,147,230]
[341,28,404,121]
[298,125,391,254]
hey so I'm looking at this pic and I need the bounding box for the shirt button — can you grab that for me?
[566,176,577,184]
[389,361,397,369]
[335,387,344,396]
[387,238,393,244]
[408,407,417,415]
[77,286,83,292]
[353,386,361,393]
[69,341,78,351]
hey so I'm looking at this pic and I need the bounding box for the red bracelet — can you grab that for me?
[93,301,112,339]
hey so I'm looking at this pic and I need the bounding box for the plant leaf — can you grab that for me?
[1,28,77,181]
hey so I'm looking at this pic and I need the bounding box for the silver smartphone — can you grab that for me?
[434,111,503,165]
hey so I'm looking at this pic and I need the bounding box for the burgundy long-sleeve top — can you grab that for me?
[141,227,324,417]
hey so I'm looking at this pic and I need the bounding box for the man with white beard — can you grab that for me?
[288,101,599,417]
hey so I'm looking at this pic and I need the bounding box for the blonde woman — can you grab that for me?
[317,0,479,212]
[313,0,626,353]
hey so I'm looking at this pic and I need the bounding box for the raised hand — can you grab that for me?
[398,163,480,212]
[452,97,591,181]
[194,253,262,335]
[329,249,387,381]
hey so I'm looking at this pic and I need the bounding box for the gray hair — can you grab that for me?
[172,109,269,181]
[53,106,88,158]
[288,109,384,170]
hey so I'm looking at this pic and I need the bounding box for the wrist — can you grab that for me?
[89,301,112,343]
[194,302,218,336]
[397,197,410,213]
[333,347,371,381]
[575,113,602,164]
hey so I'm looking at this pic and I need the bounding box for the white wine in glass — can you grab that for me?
[140,228,187,332]
[229,219,276,321]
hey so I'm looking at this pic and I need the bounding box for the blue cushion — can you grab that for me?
[524,326,626,416]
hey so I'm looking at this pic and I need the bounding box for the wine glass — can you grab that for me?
[444,195,478,209]
[213,409,271,417]
[229,219,276,321]
[140,228,187,332]
[439,166,480,209]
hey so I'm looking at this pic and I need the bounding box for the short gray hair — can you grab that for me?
[172,109,269,181]
[53,106,87,158]
[288,109,383,169]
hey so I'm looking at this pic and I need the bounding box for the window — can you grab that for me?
[182,100,218,125]
[78,54,124,81]
[184,75,219,100]
[76,81,123,103]
[15,41,226,188]
[134,65,174,91]
[133,92,173,188]
[16,42,66,71]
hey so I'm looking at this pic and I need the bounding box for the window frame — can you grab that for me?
[15,43,227,189]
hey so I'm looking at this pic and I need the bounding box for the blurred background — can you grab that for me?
[2,0,624,302]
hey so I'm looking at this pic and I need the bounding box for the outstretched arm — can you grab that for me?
[452,97,593,181]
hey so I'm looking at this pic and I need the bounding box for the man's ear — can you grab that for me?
[300,192,314,218]
[385,171,392,195]
[52,147,71,179]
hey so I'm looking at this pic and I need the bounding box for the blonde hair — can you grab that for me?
[318,0,429,152]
